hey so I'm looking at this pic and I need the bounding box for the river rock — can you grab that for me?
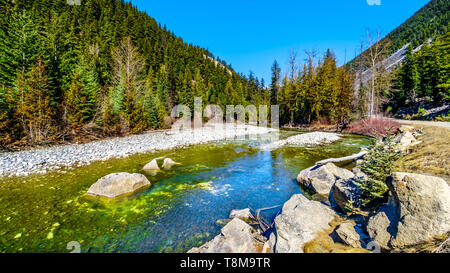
[87,172,151,198]
[229,208,254,221]
[142,159,160,171]
[394,132,421,153]
[273,194,337,253]
[398,125,415,133]
[297,163,355,195]
[188,218,266,253]
[262,232,276,253]
[331,178,362,212]
[161,158,181,169]
[367,172,450,250]
[352,166,368,181]
[334,222,362,248]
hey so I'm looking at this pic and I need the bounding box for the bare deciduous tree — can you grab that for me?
[364,29,391,118]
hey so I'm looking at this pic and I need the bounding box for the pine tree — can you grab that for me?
[270,60,281,105]
[193,69,206,100]
[399,44,419,103]
[357,137,402,206]
[143,67,158,129]
[16,56,55,145]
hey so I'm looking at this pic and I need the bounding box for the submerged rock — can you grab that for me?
[229,208,254,221]
[161,158,181,170]
[142,159,160,171]
[273,194,337,253]
[297,163,355,196]
[188,218,266,253]
[87,172,151,198]
[367,172,450,250]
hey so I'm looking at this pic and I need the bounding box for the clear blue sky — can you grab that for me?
[130,0,430,84]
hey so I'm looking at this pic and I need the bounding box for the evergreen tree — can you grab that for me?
[399,44,419,103]
[270,60,281,105]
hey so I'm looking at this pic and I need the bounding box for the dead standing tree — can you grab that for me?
[364,29,391,119]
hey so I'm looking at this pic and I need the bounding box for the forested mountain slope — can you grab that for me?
[348,0,448,71]
[0,0,267,147]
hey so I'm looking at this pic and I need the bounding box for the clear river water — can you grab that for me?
[0,130,371,253]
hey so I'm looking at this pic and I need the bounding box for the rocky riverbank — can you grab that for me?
[0,125,277,178]
[260,132,341,150]
[189,126,450,253]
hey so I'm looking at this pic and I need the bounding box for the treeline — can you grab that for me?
[270,50,355,126]
[392,32,450,106]
[384,32,450,113]
[348,0,448,70]
[0,0,267,147]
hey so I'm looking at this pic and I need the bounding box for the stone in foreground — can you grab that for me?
[331,178,362,212]
[367,172,450,250]
[334,222,362,248]
[297,163,355,195]
[188,218,266,253]
[273,194,337,253]
[87,172,151,198]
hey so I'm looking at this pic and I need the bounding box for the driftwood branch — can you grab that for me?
[250,205,282,233]
[433,237,450,253]
[316,150,368,166]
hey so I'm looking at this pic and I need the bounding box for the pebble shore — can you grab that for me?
[260,132,341,150]
[0,125,277,178]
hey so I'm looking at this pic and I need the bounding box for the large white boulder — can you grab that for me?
[273,194,337,253]
[367,172,450,250]
[297,163,355,195]
[87,173,151,198]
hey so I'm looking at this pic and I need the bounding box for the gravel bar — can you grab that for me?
[0,125,277,178]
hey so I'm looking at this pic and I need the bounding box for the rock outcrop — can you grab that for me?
[367,172,450,249]
[273,194,337,253]
[87,172,151,198]
[188,218,266,253]
[297,163,355,195]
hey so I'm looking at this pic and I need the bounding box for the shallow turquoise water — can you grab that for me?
[0,131,371,253]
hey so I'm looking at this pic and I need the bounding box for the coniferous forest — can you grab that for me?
[0,0,448,149]
[0,0,272,147]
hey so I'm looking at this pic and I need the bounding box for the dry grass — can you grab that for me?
[395,126,450,183]
[303,217,371,253]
